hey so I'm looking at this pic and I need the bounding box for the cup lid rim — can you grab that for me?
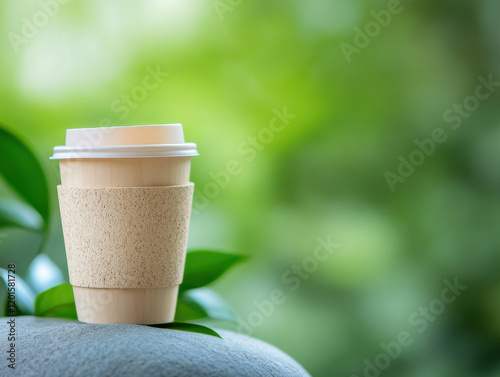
[50,143,199,160]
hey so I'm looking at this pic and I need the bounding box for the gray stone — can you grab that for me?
[1,316,310,377]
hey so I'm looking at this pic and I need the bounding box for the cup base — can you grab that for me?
[73,286,178,324]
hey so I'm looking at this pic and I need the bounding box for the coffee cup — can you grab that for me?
[51,124,198,324]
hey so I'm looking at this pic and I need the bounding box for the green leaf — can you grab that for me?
[0,267,36,315]
[148,322,222,338]
[0,126,49,226]
[35,283,77,320]
[180,250,247,292]
[175,288,236,322]
[0,198,44,231]
[175,295,207,322]
[37,303,78,320]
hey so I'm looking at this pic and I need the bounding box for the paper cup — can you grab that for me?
[51,124,198,324]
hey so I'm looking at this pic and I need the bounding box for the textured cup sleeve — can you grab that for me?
[57,184,194,289]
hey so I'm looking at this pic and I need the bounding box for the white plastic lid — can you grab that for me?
[50,124,199,159]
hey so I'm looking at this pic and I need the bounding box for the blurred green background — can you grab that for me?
[1,0,500,376]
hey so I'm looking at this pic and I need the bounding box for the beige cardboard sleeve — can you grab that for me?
[57,184,194,289]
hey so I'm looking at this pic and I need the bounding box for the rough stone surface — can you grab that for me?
[0,316,310,377]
